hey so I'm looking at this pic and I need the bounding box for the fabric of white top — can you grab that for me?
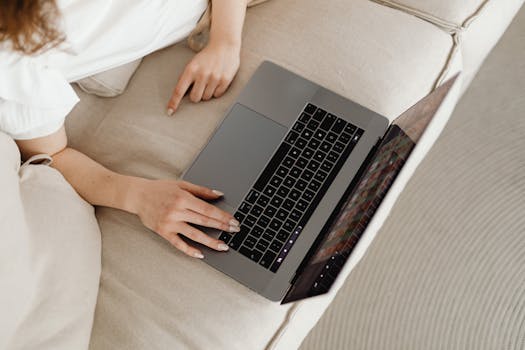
[0,0,207,140]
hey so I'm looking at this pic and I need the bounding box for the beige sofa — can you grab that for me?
[1,0,523,349]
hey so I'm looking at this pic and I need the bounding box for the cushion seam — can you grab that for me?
[368,0,491,34]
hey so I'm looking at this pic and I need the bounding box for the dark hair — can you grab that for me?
[0,0,64,55]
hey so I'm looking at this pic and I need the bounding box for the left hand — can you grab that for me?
[167,41,241,115]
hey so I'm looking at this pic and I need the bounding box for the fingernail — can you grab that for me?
[167,108,174,116]
[229,219,240,227]
[194,252,204,259]
[229,225,240,233]
[212,189,224,196]
[218,243,229,251]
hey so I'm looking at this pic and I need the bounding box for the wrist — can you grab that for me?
[208,33,241,52]
[117,175,151,215]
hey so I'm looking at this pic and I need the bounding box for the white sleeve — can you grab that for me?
[0,53,79,140]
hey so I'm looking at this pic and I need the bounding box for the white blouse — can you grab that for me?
[0,0,207,140]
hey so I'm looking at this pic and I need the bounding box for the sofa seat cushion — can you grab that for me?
[64,0,460,349]
[0,132,101,350]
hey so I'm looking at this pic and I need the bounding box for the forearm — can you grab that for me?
[209,0,249,48]
[51,147,143,215]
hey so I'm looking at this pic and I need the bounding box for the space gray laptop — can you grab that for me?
[184,61,458,303]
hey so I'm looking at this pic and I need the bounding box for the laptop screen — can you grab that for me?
[282,75,458,304]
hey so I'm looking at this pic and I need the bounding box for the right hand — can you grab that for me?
[131,179,240,258]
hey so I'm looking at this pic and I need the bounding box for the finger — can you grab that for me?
[168,69,194,114]
[202,74,220,101]
[187,195,237,226]
[178,180,224,200]
[180,210,240,233]
[213,77,232,98]
[166,232,204,258]
[189,74,207,103]
[179,223,230,251]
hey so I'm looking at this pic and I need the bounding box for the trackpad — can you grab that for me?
[184,104,287,208]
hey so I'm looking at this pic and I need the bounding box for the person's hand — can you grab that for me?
[131,179,240,258]
[167,40,241,115]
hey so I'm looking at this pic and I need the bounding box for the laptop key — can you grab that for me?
[304,103,317,115]
[219,232,232,244]
[262,230,275,242]
[252,226,264,237]
[282,199,295,211]
[296,199,308,212]
[326,132,338,143]
[270,195,284,207]
[314,170,327,182]
[250,205,264,217]
[229,225,249,249]
[258,215,271,228]
[308,138,320,149]
[314,150,326,162]
[285,131,299,145]
[307,119,320,130]
[321,161,333,172]
[246,190,260,204]
[320,114,336,131]
[263,185,277,197]
[301,169,314,181]
[339,132,352,144]
[264,205,277,217]
[256,239,270,252]
[270,176,284,188]
[239,202,252,214]
[299,112,311,123]
[276,209,289,221]
[292,122,305,133]
[313,108,327,121]
[290,209,302,222]
[259,250,277,268]
[282,156,294,168]
[320,141,332,153]
[295,179,308,191]
[257,194,270,207]
[301,129,313,140]
[243,235,258,249]
[295,138,308,149]
[234,212,245,224]
[244,215,257,228]
[296,157,308,169]
[270,240,284,252]
[239,246,262,263]
[290,167,302,178]
[276,166,288,178]
[289,189,301,201]
[308,179,321,192]
[344,124,356,134]
[333,142,345,153]
[269,219,282,231]
[277,186,289,198]
[276,230,289,242]
[331,118,346,133]
[302,190,315,202]
[307,160,320,172]
[314,129,327,140]
[327,151,339,163]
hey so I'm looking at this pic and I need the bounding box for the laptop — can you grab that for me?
[183,61,458,303]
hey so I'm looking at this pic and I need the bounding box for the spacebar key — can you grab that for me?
[253,142,291,192]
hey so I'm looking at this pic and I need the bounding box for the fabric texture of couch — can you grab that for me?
[1,0,522,349]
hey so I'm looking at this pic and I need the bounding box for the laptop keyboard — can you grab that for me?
[218,103,364,273]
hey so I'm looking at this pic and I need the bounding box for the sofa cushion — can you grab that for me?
[64,0,460,349]
[0,132,101,350]
[371,0,486,26]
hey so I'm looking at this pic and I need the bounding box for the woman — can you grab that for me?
[0,0,249,259]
